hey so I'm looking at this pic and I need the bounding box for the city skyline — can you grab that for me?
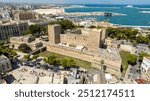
[1,0,150,5]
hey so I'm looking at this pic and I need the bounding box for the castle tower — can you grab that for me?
[87,29,107,50]
[48,24,61,44]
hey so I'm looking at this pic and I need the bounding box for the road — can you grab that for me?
[125,62,141,79]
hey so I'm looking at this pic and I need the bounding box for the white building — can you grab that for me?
[120,44,137,54]
[79,21,93,27]
[141,57,150,73]
[0,55,12,73]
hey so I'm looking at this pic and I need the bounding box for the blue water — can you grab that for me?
[65,4,150,26]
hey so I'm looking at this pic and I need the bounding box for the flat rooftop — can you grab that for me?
[9,66,70,84]
[96,48,121,61]
[56,43,121,61]
[0,20,27,26]
[0,55,9,63]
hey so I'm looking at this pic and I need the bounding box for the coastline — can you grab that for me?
[64,12,126,17]
[64,5,150,26]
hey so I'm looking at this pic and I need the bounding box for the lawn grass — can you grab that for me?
[13,49,21,52]
[38,51,91,69]
[119,50,130,77]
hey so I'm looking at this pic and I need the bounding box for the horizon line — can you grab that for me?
[1,1,150,5]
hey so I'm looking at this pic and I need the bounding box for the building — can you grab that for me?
[120,44,137,54]
[48,24,61,44]
[105,38,123,48]
[136,44,150,54]
[79,20,98,27]
[13,10,38,20]
[105,73,119,84]
[10,34,46,54]
[46,24,122,76]
[93,71,106,84]
[0,21,28,40]
[7,66,90,84]
[10,34,35,49]
[141,57,150,83]
[48,24,108,50]
[0,55,12,73]
[141,57,150,73]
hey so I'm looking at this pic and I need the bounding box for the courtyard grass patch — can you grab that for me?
[38,51,91,69]
[119,50,130,77]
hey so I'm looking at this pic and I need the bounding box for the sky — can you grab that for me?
[1,0,150,4]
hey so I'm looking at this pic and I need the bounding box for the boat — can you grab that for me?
[125,5,133,8]
[140,11,150,14]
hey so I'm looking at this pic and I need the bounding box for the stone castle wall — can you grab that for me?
[46,44,121,76]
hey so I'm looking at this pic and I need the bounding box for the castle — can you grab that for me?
[48,24,107,50]
[46,24,122,76]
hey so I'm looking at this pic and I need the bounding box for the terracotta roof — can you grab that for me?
[135,79,146,84]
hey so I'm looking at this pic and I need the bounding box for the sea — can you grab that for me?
[65,4,150,26]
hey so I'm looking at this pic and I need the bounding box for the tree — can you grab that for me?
[61,58,76,69]
[88,25,96,29]
[23,29,31,35]
[78,25,84,28]
[103,65,107,72]
[43,58,48,63]
[32,55,39,60]
[0,42,17,58]
[0,41,5,46]
[100,60,104,70]
[49,20,76,33]
[107,27,138,42]
[97,26,104,29]
[61,58,68,67]
[58,20,75,32]
[55,59,61,64]
[24,54,30,60]
[18,43,32,53]
[29,24,41,34]
[47,55,57,65]
[136,35,146,43]
[139,52,150,62]
[67,58,76,67]
[128,54,137,65]
[42,26,48,35]
[100,60,107,72]
[23,24,41,35]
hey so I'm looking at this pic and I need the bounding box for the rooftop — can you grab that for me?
[95,48,121,61]
[9,66,71,84]
[0,20,27,26]
[0,55,9,63]
[56,43,121,61]
[135,79,146,84]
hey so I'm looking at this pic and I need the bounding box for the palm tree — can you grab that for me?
[100,60,104,70]
[103,65,107,73]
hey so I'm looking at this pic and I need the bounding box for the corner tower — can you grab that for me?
[48,24,61,44]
